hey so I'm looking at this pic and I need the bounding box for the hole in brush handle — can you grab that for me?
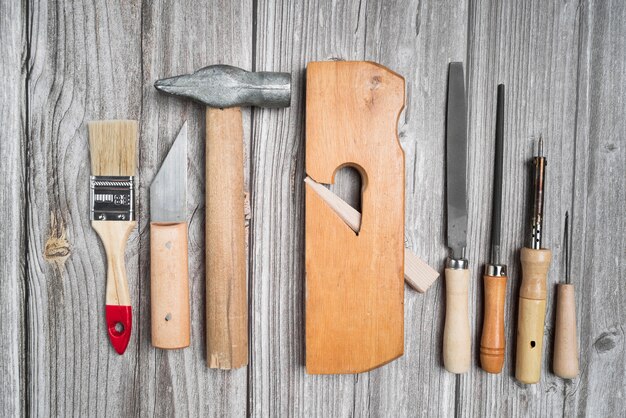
[106,305,132,355]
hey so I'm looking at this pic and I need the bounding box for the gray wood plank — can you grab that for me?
[573,0,626,416]
[0,1,26,417]
[139,0,252,416]
[26,1,144,416]
[249,0,466,416]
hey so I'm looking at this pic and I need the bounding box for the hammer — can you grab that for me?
[155,65,291,369]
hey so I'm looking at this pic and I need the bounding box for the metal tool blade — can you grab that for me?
[446,62,468,259]
[150,122,188,223]
[490,84,505,264]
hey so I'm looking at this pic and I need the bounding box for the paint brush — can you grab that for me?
[88,120,137,355]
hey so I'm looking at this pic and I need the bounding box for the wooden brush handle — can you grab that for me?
[480,272,507,373]
[553,283,579,378]
[443,267,471,373]
[92,220,136,355]
[205,107,248,369]
[515,247,551,384]
[150,222,190,349]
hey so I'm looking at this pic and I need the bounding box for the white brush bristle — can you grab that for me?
[88,120,137,176]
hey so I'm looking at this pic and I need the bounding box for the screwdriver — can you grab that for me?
[515,136,552,384]
[480,84,508,373]
[553,212,579,378]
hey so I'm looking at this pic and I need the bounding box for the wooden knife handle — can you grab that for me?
[515,247,551,384]
[205,107,248,369]
[150,222,190,349]
[443,267,471,373]
[480,272,507,373]
[553,283,579,379]
[92,220,136,355]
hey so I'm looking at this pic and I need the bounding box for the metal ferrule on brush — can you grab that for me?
[90,176,135,221]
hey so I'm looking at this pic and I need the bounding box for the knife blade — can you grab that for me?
[149,122,190,349]
[443,62,471,374]
[151,123,188,222]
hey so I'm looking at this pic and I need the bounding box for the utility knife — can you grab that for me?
[150,122,190,349]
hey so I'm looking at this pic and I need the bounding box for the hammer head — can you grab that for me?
[154,65,291,109]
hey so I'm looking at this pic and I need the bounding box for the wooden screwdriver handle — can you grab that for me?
[205,107,248,369]
[553,284,579,378]
[443,267,471,373]
[150,222,190,349]
[515,247,551,384]
[480,273,507,373]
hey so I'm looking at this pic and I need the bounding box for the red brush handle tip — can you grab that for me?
[105,305,132,354]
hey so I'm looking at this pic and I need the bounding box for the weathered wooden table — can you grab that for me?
[2,0,624,416]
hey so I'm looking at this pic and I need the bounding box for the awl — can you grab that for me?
[150,122,190,349]
[515,137,552,384]
[443,62,471,374]
[553,212,579,379]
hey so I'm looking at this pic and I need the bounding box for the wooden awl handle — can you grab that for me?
[515,247,551,384]
[480,271,507,373]
[553,283,579,378]
[205,107,248,369]
[150,222,190,349]
[443,267,471,373]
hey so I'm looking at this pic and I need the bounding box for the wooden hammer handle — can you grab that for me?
[205,107,248,369]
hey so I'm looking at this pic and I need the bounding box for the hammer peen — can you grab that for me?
[155,65,291,369]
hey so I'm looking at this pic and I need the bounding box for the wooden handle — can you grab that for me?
[150,222,190,349]
[515,247,551,384]
[480,273,507,373]
[92,220,136,354]
[205,107,248,369]
[553,284,579,379]
[443,268,471,373]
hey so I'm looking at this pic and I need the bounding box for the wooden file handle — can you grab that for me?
[480,273,507,373]
[443,267,471,373]
[92,220,136,355]
[150,222,190,349]
[515,247,551,384]
[553,284,579,378]
[205,107,248,369]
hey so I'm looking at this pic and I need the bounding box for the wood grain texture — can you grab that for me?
[1,0,624,416]
[205,107,248,369]
[150,222,190,350]
[26,0,143,415]
[571,0,626,415]
[305,61,405,374]
[0,0,26,417]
